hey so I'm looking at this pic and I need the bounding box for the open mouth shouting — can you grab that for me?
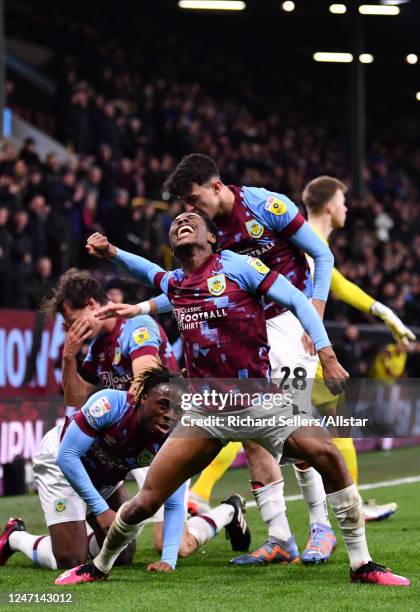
[177,224,195,239]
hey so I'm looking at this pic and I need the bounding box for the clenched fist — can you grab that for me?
[86,233,117,258]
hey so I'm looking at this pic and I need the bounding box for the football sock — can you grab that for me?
[191,443,242,503]
[327,484,371,570]
[94,503,144,575]
[252,479,292,541]
[293,464,331,527]
[187,503,234,547]
[9,532,57,570]
[332,438,358,485]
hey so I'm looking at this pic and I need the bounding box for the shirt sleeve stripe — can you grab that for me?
[73,411,97,437]
[258,270,279,295]
[130,346,159,360]
[278,212,305,240]
[153,271,166,290]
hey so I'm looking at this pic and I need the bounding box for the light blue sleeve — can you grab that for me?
[220,250,273,293]
[124,316,161,356]
[80,390,127,430]
[289,223,334,302]
[243,187,300,232]
[56,421,109,516]
[267,276,331,351]
[160,482,188,569]
[112,248,169,292]
[153,293,173,313]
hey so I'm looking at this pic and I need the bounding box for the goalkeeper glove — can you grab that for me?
[370,301,416,346]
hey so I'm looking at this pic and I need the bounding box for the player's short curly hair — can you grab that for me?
[131,367,185,405]
[42,269,108,317]
[164,154,220,197]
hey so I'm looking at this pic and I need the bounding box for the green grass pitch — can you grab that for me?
[0,446,419,612]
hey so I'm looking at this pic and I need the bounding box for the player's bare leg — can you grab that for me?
[0,518,87,570]
[2,484,135,571]
[55,434,250,583]
[236,440,300,565]
[281,427,410,586]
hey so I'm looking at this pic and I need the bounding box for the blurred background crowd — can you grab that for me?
[2,0,420,376]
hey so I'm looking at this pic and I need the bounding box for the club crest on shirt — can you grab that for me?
[245,219,264,239]
[265,195,287,216]
[136,449,156,467]
[89,396,111,418]
[132,327,150,345]
[54,498,67,513]
[246,257,270,275]
[207,274,226,296]
[113,345,121,365]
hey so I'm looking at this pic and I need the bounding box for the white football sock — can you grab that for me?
[94,503,144,575]
[327,484,371,570]
[187,503,234,547]
[9,532,57,570]
[293,465,331,527]
[253,479,292,541]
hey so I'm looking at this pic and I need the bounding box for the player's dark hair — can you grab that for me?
[302,176,347,215]
[42,269,108,316]
[201,214,220,253]
[131,367,185,404]
[164,154,220,197]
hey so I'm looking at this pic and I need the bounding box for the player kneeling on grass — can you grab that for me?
[0,369,250,572]
[56,217,409,587]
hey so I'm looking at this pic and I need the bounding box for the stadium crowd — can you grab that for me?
[2,3,420,348]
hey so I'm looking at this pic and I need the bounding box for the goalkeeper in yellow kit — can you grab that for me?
[302,175,415,522]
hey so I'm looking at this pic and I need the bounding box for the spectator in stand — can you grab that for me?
[0,205,12,307]
[334,325,370,378]
[105,188,132,251]
[28,195,49,261]
[10,209,32,308]
[105,279,126,305]
[19,137,41,168]
[28,256,55,309]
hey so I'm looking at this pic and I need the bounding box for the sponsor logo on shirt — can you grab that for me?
[265,195,287,216]
[89,396,111,418]
[173,305,228,331]
[246,257,270,275]
[245,219,264,239]
[132,327,150,345]
[99,371,132,390]
[207,274,226,296]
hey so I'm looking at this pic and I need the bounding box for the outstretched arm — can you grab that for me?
[266,275,348,394]
[95,293,173,322]
[220,251,348,395]
[158,482,188,570]
[289,223,334,318]
[86,233,166,288]
[267,274,330,351]
[57,420,109,516]
[331,268,415,346]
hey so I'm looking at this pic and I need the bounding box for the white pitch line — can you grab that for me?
[245,474,420,508]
